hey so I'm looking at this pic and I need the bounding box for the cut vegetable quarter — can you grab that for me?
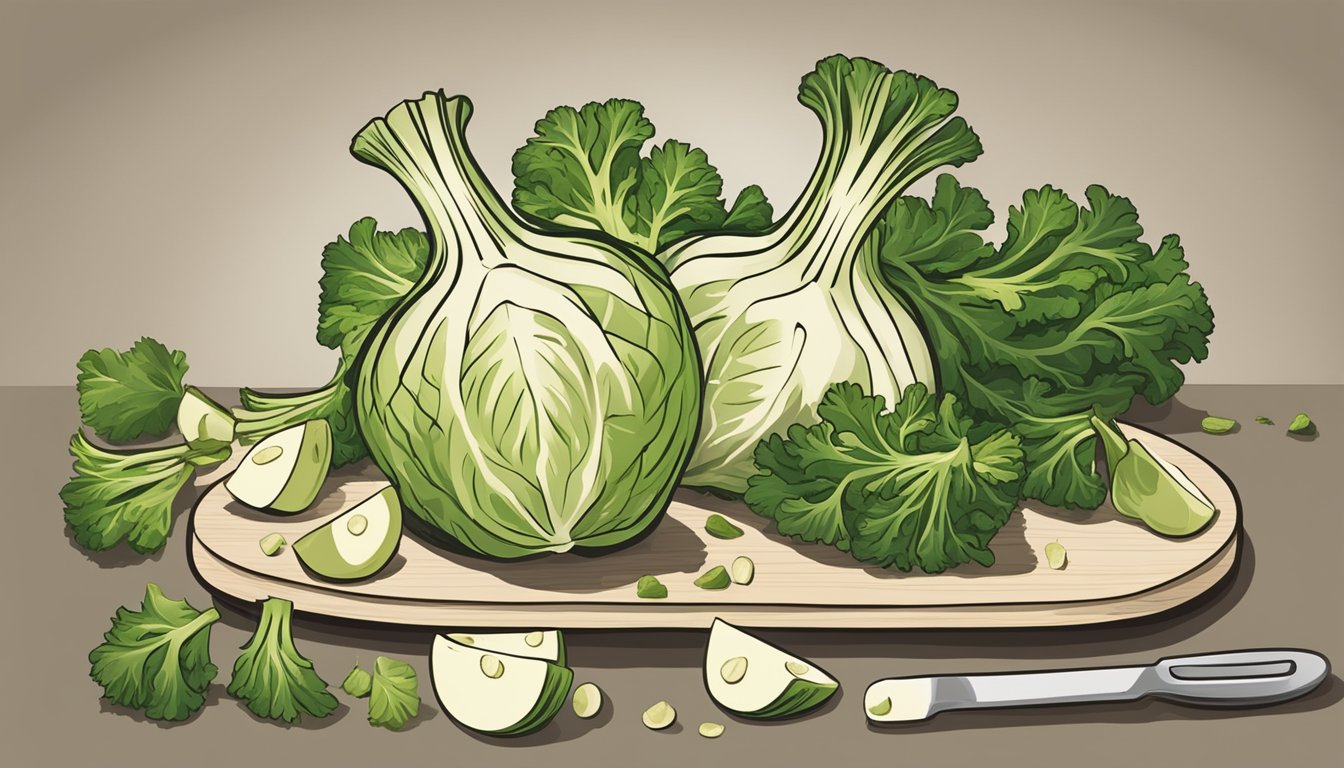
[293,485,401,582]
[430,634,572,736]
[704,619,838,718]
[225,419,331,513]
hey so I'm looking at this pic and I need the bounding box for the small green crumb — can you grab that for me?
[1044,541,1067,570]
[636,575,668,599]
[705,514,744,539]
[1288,413,1315,435]
[258,532,286,556]
[572,682,602,718]
[1201,416,1238,435]
[694,565,731,590]
[868,697,893,717]
[1254,416,1274,425]
[342,665,372,697]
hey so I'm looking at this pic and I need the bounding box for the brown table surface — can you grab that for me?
[2,385,1340,766]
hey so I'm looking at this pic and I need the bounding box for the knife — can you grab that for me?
[865,649,1330,723]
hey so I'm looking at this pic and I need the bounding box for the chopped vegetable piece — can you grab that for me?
[89,584,220,721]
[1044,541,1067,570]
[1092,417,1216,537]
[227,597,338,723]
[76,337,188,442]
[259,532,286,556]
[369,656,420,730]
[699,722,725,738]
[705,514,745,539]
[1200,416,1238,435]
[731,556,755,585]
[785,660,810,676]
[636,575,668,599]
[868,697,893,717]
[1254,416,1274,425]
[694,565,732,590]
[342,665,372,698]
[1288,413,1315,435]
[572,682,603,719]
[642,700,676,730]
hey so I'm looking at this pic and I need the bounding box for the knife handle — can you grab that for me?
[1147,649,1329,706]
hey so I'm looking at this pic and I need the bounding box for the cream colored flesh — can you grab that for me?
[430,635,558,733]
[704,619,836,715]
[225,423,310,508]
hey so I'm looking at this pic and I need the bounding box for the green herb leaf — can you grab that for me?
[1254,416,1274,425]
[1288,412,1315,435]
[875,175,1213,509]
[342,665,372,698]
[512,99,772,253]
[747,383,1024,573]
[368,656,419,730]
[76,337,188,442]
[317,218,428,357]
[89,584,220,721]
[61,431,229,554]
[227,598,338,723]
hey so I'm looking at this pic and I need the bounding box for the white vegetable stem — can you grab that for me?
[663,56,983,493]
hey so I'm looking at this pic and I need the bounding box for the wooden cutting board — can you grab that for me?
[189,423,1239,629]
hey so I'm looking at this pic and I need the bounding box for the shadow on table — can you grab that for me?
[864,672,1343,733]
[1123,395,1211,435]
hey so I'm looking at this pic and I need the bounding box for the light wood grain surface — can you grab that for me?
[189,423,1239,628]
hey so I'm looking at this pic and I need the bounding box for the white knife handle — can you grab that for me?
[1146,649,1329,705]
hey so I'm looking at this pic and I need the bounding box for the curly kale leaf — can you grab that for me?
[747,383,1024,574]
[61,431,230,554]
[512,98,772,253]
[89,584,220,721]
[227,598,338,724]
[76,337,188,442]
[368,656,419,730]
[874,175,1213,508]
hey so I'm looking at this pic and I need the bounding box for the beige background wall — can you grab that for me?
[2,0,1340,386]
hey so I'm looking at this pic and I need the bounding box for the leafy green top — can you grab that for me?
[317,218,428,358]
[227,597,338,723]
[89,583,220,721]
[874,175,1213,508]
[76,337,187,442]
[512,98,772,253]
[61,432,230,554]
[368,655,419,730]
[746,383,1024,573]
